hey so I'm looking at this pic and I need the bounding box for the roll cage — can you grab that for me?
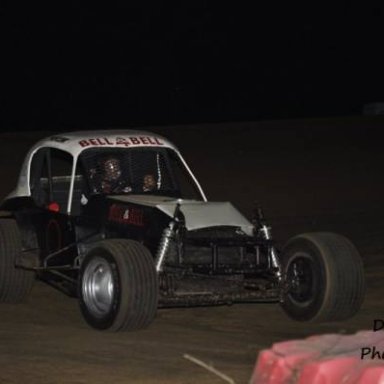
[27,146,206,215]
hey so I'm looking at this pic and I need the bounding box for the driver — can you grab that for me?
[143,174,157,192]
[100,157,132,194]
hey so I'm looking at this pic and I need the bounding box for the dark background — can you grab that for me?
[2,3,384,130]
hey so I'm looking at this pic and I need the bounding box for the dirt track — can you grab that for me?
[1,117,384,383]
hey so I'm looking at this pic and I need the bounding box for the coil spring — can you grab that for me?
[155,222,175,272]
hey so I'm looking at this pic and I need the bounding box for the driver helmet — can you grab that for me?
[103,157,122,182]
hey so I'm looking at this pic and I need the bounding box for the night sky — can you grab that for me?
[2,3,384,130]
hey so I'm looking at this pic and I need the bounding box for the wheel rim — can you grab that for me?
[82,256,115,318]
[286,254,315,305]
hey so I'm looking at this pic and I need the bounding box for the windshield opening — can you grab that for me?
[78,147,203,200]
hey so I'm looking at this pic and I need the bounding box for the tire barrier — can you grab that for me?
[251,330,384,384]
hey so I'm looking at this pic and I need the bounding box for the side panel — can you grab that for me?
[76,196,170,257]
[1,197,77,268]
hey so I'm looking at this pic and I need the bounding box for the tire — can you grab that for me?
[280,232,365,322]
[78,239,158,331]
[0,219,35,302]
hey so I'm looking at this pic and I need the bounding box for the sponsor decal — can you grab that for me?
[79,136,164,148]
[108,204,144,227]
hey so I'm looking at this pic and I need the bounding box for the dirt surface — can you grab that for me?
[1,117,384,383]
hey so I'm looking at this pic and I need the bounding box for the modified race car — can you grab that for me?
[0,130,365,331]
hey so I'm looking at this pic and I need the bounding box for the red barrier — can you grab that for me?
[251,331,384,384]
[297,356,359,384]
[356,366,384,384]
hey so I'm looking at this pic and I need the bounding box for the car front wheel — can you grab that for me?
[79,239,158,331]
[280,232,365,322]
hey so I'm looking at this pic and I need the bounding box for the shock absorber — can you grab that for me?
[254,205,282,281]
[155,202,182,272]
[155,221,176,272]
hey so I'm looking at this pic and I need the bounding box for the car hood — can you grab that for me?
[108,195,254,236]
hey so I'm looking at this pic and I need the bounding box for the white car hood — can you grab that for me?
[108,195,254,236]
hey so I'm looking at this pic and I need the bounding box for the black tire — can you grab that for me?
[0,219,35,302]
[78,239,158,331]
[280,232,365,322]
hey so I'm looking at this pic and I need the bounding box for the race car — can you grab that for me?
[0,130,365,331]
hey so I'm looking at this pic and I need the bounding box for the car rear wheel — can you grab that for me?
[79,239,158,331]
[0,219,35,302]
[280,232,365,322]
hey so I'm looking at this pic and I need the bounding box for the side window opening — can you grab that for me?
[30,148,74,212]
[30,148,49,206]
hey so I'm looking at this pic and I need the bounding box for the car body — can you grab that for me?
[0,130,365,331]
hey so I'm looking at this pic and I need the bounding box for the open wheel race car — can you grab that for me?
[0,130,365,331]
